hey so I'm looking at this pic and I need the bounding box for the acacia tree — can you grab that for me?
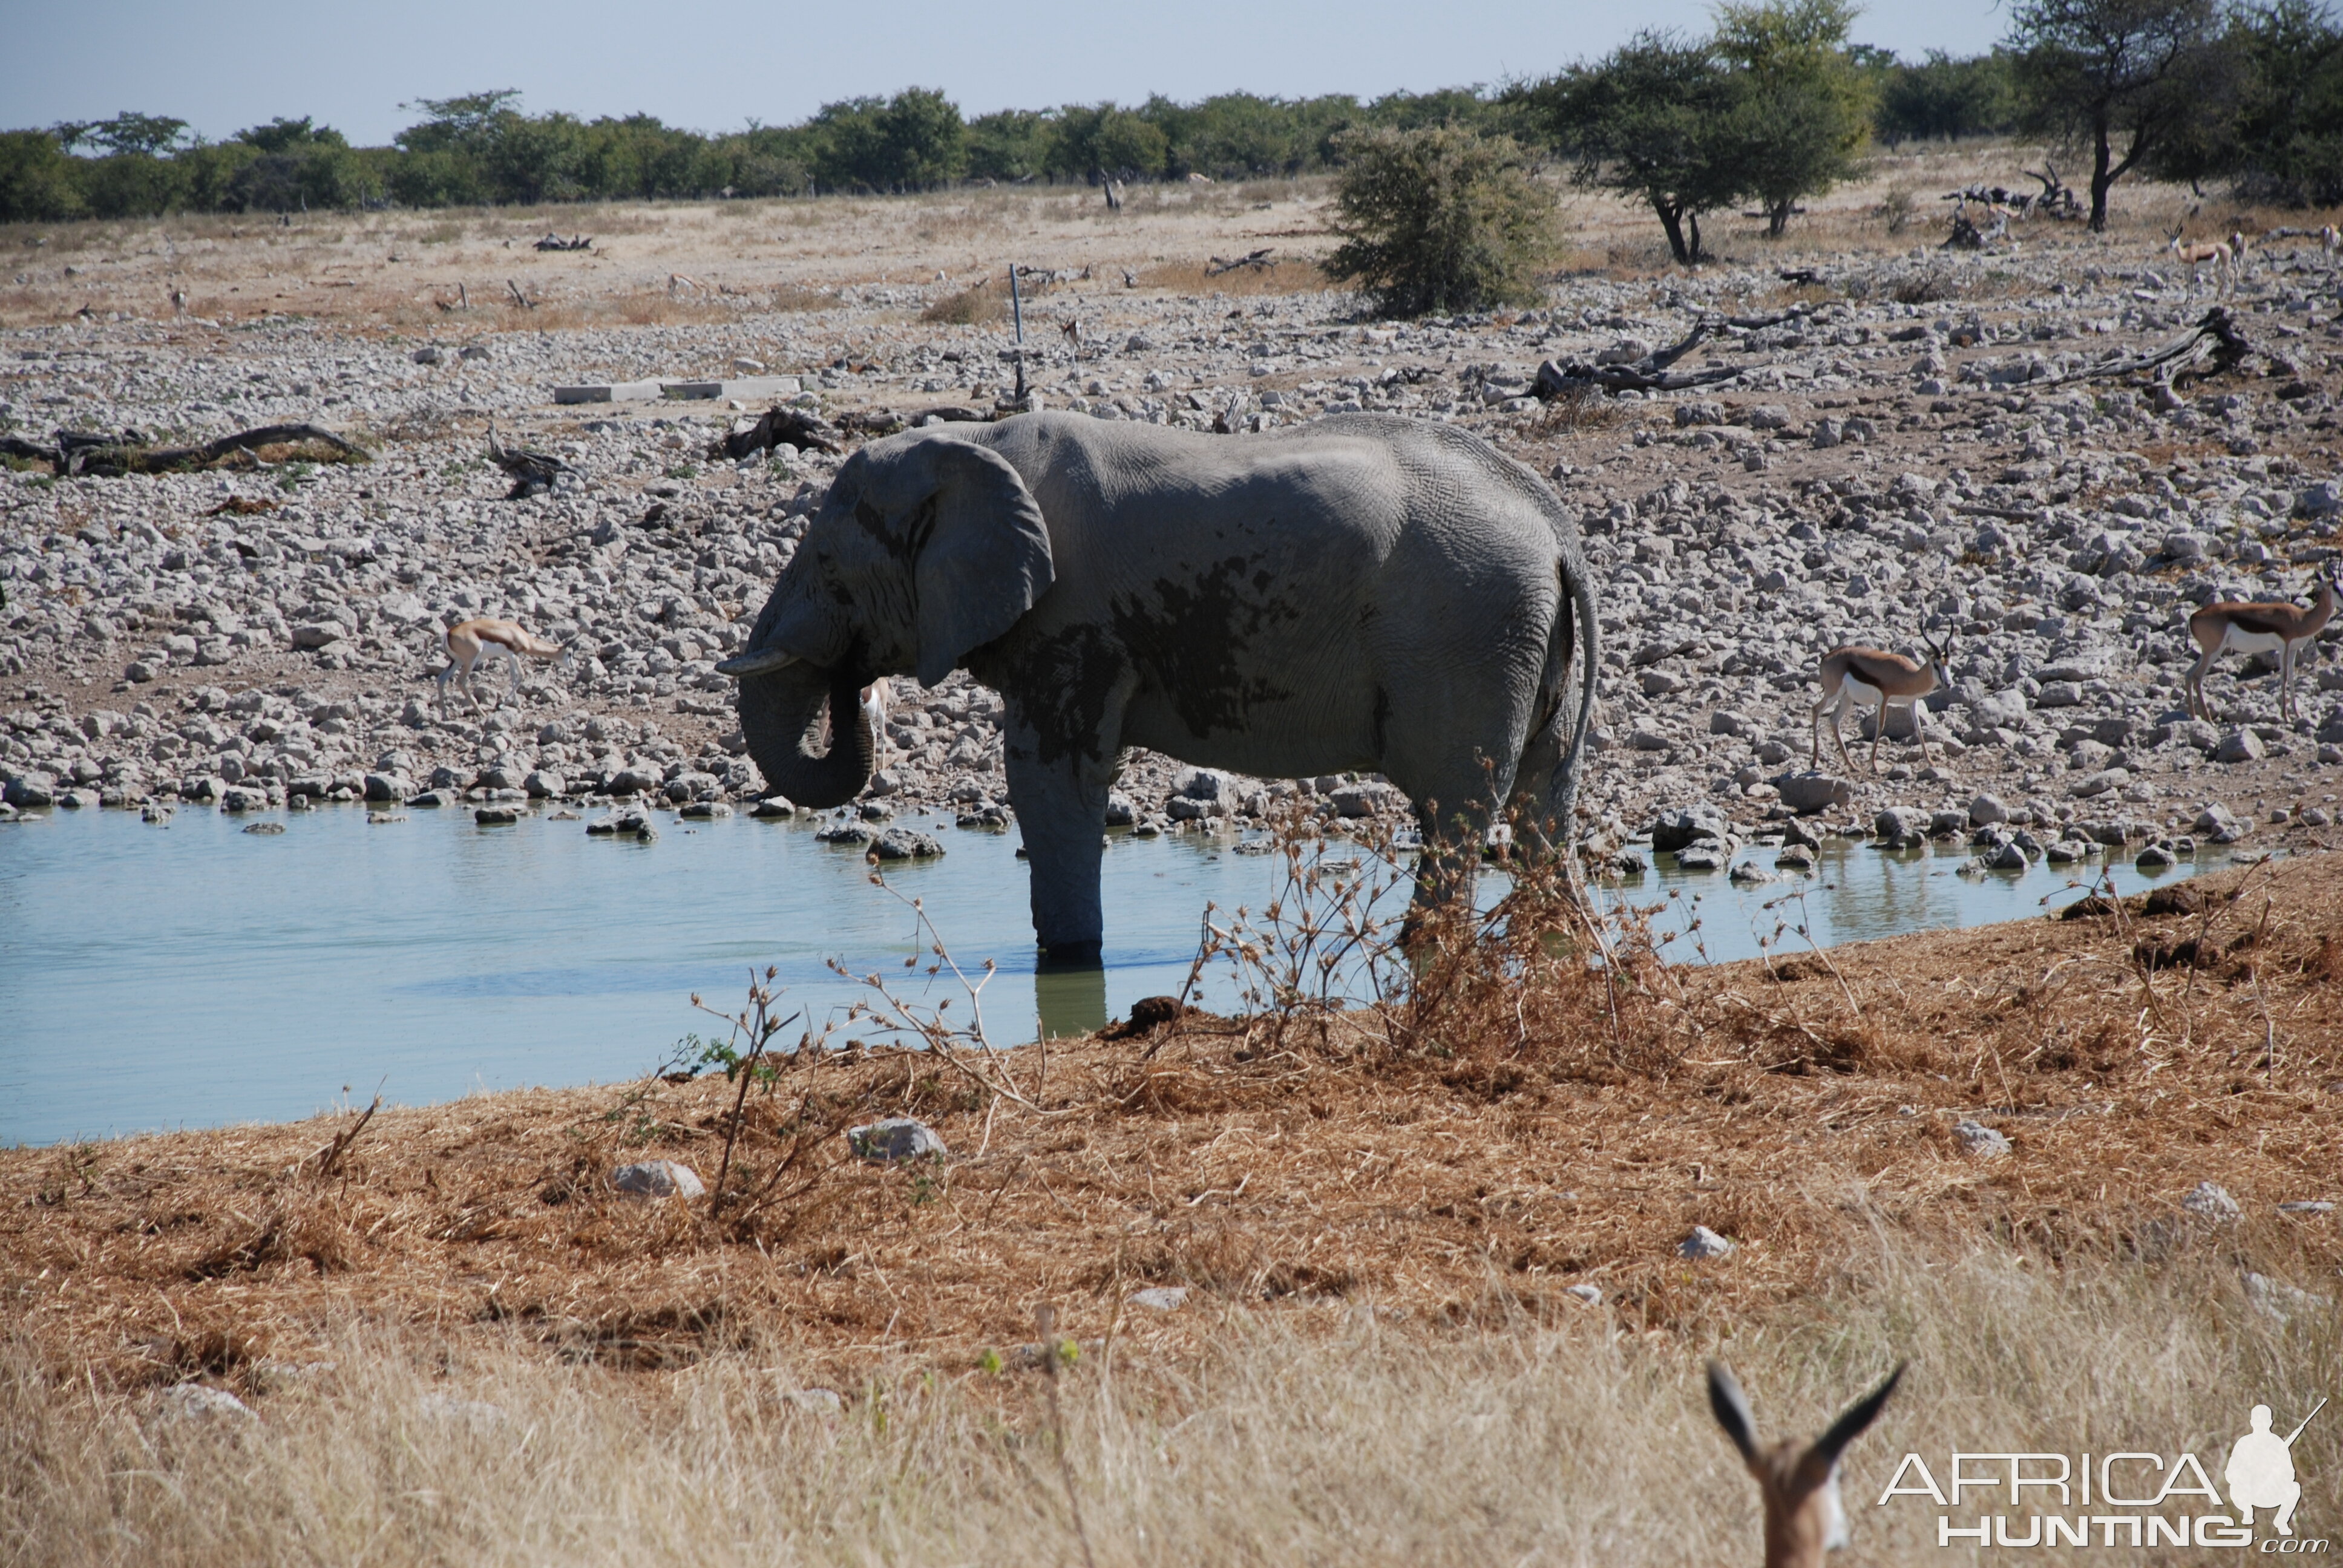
[1524,32,1746,264]
[2007,0,2222,229]
[1714,0,1876,235]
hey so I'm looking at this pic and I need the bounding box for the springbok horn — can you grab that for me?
[716,647,799,677]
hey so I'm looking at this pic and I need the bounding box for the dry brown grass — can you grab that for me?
[0,1233,2331,1566]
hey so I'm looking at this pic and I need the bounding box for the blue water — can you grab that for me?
[0,803,2218,1145]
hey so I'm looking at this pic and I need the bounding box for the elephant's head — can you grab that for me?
[716,430,1054,808]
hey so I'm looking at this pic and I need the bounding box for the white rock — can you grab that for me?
[153,1383,255,1423]
[2182,1181,2241,1223]
[1563,1282,1604,1306]
[1126,1285,1190,1312]
[1953,1120,2011,1158]
[1679,1226,1735,1260]
[847,1117,946,1163]
[609,1159,705,1199]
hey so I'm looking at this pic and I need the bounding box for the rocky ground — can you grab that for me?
[4,180,2342,871]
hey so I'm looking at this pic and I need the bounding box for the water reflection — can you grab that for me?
[1034,964,1111,1039]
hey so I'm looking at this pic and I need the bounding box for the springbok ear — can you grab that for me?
[864,437,1054,688]
[1809,1362,1905,1472]
[1707,1361,1761,1466]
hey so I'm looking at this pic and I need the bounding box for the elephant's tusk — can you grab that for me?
[715,647,799,677]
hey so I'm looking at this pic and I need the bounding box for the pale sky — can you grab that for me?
[2,0,2007,146]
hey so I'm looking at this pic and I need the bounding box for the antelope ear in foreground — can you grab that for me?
[1706,1359,1905,1568]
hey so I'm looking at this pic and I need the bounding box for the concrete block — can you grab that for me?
[660,376,803,401]
[554,380,663,404]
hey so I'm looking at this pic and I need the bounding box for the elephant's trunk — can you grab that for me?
[737,659,876,809]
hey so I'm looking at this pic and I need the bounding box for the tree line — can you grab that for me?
[1,0,2338,244]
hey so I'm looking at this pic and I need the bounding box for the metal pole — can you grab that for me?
[1008,266,1027,408]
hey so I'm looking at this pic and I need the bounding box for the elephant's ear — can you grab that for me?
[899,440,1054,687]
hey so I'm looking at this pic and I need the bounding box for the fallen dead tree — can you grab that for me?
[532,233,592,252]
[1536,318,1752,396]
[486,422,577,500]
[1,423,367,477]
[2041,306,2255,391]
[1205,247,1276,276]
[713,405,844,462]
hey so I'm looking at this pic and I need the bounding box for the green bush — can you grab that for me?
[1323,127,1555,319]
[0,131,86,222]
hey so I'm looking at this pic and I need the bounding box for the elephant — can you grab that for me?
[718,411,1599,965]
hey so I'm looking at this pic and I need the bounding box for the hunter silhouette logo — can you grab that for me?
[2229,1399,2325,1538]
[1875,1392,2332,1549]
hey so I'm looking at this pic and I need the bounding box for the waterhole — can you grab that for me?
[0,804,2220,1143]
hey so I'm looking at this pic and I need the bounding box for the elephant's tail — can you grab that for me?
[1529,551,1601,861]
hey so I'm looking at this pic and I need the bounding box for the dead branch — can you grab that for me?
[2040,307,2253,390]
[486,420,577,499]
[505,279,534,310]
[1205,247,1277,276]
[20,423,367,477]
[713,405,843,462]
[1536,318,1749,396]
[532,234,592,252]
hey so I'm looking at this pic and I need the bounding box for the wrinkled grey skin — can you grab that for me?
[722,411,1599,964]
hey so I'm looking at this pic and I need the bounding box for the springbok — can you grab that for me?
[436,618,567,711]
[2183,568,2339,725]
[1708,1361,1905,1568]
[2168,229,2235,288]
[1812,635,1953,774]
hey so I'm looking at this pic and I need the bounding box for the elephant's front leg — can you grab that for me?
[997,648,1135,966]
[1002,725,1119,964]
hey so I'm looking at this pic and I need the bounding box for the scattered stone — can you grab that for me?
[2181,1180,2242,1223]
[1679,1226,1735,1260]
[474,806,519,825]
[1126,1286,1189,1312]
[1772,771,1853,815]
[152,1383,255,1423]
[2244,1271,2335,1323]
[609,1160,705,1199]
[2215,728,2266,765]
[1727,858,1772,883]
[848,1117,946,1163]
[1650,806,1732,853]
[1953,1120,2012,1159]
[1874,806,1928,848]
[2135,842,2177,868]
[242,821,286,835]
[1676,842,1729,871]
[751,798,796,818]
[870,827,945,860]
[1775,844,1817,871]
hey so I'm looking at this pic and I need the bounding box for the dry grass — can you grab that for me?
[1136,256,1331,298]
[920,276,1010,325]
[1,1236,2331,1567]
